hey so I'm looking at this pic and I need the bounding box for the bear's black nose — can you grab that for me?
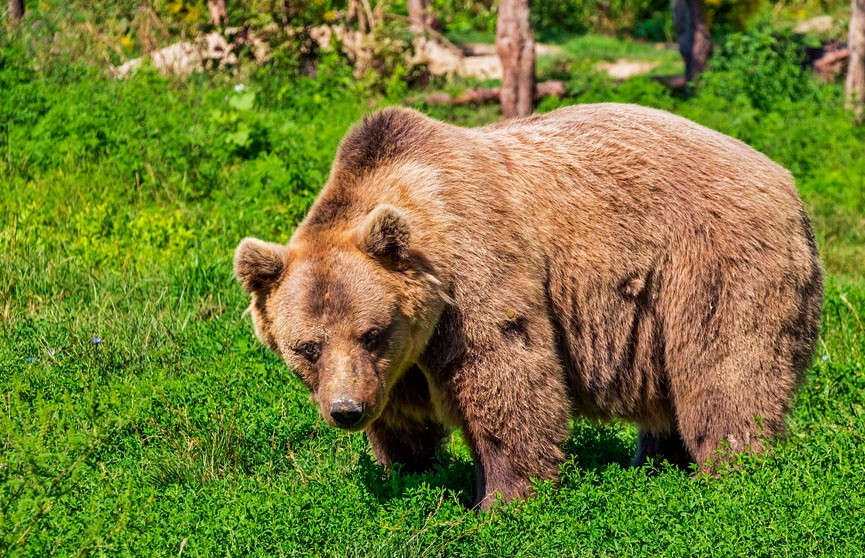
[329,399,364,428]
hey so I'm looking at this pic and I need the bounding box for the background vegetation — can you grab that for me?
[2,1,863,555]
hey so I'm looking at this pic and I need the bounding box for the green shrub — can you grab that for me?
[532,0,670,38]
[700,25,818,112]
[431,0,497,34]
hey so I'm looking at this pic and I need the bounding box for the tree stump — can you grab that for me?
[496,0,535,118]
[8,0,25,24]
[847,0,865,119]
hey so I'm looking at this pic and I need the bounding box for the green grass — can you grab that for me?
[545,33,683,76]
[2,33,865,556]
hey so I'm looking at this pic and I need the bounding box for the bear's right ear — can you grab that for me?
[356,204,411,263]
[233,238,287,294]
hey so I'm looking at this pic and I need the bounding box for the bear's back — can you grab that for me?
[476,103,798,213]
[459,103,808,271]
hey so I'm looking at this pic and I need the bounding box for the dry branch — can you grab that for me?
[813,46,850,81]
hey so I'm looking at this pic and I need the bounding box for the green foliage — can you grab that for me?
[431,0,497,34]
[2,21,865,556]
[704,0,763,32]
[700,25,819,112]
[631,9,675,42]
[532,0,671,39]
[0,0,352,78]
[430,0,677,41]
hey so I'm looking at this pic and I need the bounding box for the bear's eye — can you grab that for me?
[361,328,382,352]
[297,341,321,363]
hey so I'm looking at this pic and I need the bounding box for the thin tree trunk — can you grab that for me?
[207,0,226,27]
[8,0,24,24]
[847,0,865,119]
[348,0,373,34]
[496,0,535,118]
[407,0,437,33]
[672,0,712,81]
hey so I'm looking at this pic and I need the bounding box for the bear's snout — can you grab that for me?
[329,398,365,429]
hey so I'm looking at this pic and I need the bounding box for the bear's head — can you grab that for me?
[234,204,447,431]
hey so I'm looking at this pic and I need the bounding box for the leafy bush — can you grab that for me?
[704,0,762,32]
[431,0,497,34]
[699,25,818,111]
[532,0,670,38]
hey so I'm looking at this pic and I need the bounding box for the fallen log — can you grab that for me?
[423,80,565,105]
[812,46,849,82]
[652,74,688,91]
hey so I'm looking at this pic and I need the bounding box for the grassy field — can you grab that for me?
[2,29,865,556]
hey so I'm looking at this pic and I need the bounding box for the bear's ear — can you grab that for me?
[233,238,287,294]
[357,204,411,263]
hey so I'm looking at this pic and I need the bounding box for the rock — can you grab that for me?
[595,58,659,80]
[793,15,836,35]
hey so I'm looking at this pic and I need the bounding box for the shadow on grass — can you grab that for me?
[563,421,636,473]
[357,450,477,508]
[356,420,638,506]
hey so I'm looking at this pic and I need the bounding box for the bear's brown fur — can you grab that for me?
[234,104,823,509]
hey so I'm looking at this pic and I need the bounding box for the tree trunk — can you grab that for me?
[496,0,535,118]
[407,0,437,33]
[207,0,226,27]
[8,0,24,24]
[847,0,865,119]
[672,0,712,81]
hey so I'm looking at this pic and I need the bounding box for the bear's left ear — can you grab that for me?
[357,204,411,263]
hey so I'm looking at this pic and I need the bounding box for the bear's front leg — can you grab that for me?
[633,429,693,470]
[441,344,571,510]
[365,365,450,474]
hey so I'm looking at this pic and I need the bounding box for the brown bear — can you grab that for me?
[234,104,823,510]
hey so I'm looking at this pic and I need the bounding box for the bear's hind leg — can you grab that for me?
[667,328,796,470]
[662,260,807,471]
[671,385,785,471]
[365,365,449,474]
[633,429,693,470]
